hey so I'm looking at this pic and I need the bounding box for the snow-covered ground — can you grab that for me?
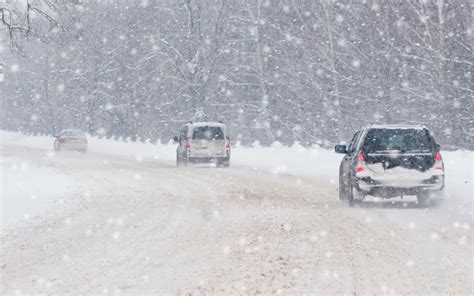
[2,131,471,227]
[1,131,473,294]
[0,156,77,226]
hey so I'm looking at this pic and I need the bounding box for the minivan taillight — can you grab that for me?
[355,152,366,172]
[435,152,444,171]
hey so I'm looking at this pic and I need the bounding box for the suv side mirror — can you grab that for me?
[435,143,441,152]
[335,144,347,154]
[173,136,179,143]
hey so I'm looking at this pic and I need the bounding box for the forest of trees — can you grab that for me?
[1,0,473,149]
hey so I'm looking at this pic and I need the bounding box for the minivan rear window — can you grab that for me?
[62,130,84,137]
[192,126,224,140]
[362,129,434,153]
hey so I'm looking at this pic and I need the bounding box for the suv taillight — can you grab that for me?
[355,152,366,172]
[435,152,444,171]
[185,143,191,149]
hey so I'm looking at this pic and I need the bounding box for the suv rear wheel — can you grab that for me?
[348,180,365,207]
[338,176,347,201]
[417,191,444,208]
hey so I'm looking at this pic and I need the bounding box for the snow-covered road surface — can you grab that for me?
[1,141,472,294]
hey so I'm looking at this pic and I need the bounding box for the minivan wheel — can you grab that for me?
[217,158,230,168]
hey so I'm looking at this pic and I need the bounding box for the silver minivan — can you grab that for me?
[174,121,231,167]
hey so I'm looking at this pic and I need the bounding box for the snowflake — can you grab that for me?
[10,64,19,72]
[112,231,120,240]
[351,59,361,68]
[57,84,65,93]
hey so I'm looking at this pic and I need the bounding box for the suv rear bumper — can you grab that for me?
[356,175,444,197]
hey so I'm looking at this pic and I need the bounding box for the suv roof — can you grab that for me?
[364,124,427,130]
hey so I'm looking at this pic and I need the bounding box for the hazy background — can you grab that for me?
[1,0,472,148]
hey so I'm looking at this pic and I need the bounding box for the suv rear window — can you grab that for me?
[362,129,434,153]
[192,126,224,140]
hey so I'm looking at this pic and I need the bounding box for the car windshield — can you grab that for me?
[362,129,434,153]
[62,130,84,137]
[192,126,224,140]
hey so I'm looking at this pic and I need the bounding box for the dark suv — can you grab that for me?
[335,125,444,207]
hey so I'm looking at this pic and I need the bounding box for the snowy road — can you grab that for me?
[1,142,472,294]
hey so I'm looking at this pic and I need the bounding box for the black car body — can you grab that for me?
[335,125,444,206]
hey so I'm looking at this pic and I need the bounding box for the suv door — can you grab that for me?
[340,131,361,187]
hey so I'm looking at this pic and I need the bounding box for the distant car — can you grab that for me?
[335,125,444,207]
[174,121,231,167]
[54,129,88,153]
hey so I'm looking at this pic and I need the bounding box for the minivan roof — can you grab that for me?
[187,121,226,128]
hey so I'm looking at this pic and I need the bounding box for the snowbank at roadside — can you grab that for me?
[0,156,77,227]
